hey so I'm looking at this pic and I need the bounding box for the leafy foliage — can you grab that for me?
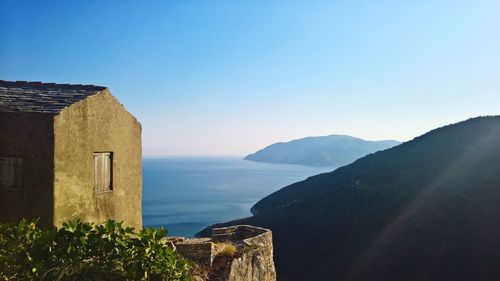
[0,219,190,281]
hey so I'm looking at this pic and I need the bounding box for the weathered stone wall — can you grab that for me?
[53,90,142,229]
[222,226,276,281]
[182,225,276,281]
[0,112,55,227]
[176,238,214,266]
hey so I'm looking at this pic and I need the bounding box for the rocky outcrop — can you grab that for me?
[169,225,276,281]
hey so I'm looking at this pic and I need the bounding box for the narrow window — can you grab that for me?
[0,157,23,189]
[93,152,112,193]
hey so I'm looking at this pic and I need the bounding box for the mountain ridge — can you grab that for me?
[200,115,500,281]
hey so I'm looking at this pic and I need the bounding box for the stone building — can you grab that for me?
[0,80,142,229]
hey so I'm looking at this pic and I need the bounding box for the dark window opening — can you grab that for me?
[0,157,23,189]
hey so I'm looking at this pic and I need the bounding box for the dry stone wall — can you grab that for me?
[172,225,276,281]
[175,238,214,266]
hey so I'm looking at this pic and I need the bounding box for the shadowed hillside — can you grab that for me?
[244,135,400,167]
[200,116,500,281]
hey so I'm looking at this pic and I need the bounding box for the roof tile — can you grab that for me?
[0,80,106,114]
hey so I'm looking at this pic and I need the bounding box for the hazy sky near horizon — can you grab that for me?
[1,0,499,156]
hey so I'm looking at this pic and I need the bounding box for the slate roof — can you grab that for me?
[0,80,107,114]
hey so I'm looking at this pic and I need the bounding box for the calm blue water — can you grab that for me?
[142,157,331,237]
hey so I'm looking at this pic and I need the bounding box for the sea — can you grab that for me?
[142,157,332,237]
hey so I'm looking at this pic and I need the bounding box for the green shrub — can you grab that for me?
[0,219,190,281]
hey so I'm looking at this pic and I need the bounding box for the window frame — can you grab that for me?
[0,156,24,190]
[93,152,113,194]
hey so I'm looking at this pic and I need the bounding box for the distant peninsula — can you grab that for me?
[244,134,400,167]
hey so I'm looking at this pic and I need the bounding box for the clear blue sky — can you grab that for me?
[1,0,499,156]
